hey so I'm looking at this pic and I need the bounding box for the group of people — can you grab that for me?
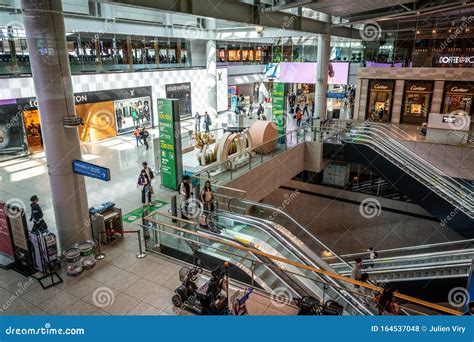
[137,162,155,205]
[288,92,314,127]
[179,176,215,226]
[194,112,213,133]
[350,248,401,315]
[132,126,150,150]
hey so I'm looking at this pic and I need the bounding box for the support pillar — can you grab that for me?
[204,19,218,118]
[21,0,91,249]
[314,14,331,121]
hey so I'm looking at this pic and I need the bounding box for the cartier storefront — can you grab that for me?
[400,81,434,125]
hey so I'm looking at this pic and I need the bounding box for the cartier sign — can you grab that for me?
[410,85,427,91]
[450,86,469,93]
[373,84,389,90]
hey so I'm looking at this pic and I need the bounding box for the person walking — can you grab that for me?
[29,195,47,232]
[367,247,378,268]
[248,101,254,119]
[180,175,193,219]
[203,112,212,133]
[133,126,142,148]
[141,162,154,196]
[194,112,201,132]
[137,170,152,205]
[141,127,150,150]
[257,103,264,120]
[302,101,309,117]
[351,257,363,288]
[295,105,303,127]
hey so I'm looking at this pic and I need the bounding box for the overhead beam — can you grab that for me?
[112,0,360,39]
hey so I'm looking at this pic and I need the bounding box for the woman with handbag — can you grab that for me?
[137,170,152,205]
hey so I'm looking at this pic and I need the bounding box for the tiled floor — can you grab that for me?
[0,235,297,316]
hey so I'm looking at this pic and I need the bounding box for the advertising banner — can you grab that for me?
[278,62,349,85]
[157,99,182,190]
[0,201,14,260]
[272,82,286,144]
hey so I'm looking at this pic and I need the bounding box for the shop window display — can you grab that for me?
[366,80,394,122]
[22,110,43,151]
[442,82,473,116]
[400,81,433,125]
[113,97,152,135]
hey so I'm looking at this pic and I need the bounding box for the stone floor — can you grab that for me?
[0,234,297,316]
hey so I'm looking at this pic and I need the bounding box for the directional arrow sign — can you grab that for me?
[72,160,111,182]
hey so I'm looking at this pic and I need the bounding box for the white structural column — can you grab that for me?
[21,0,91,248]
[204,19,218,118]
[315,13,331,121]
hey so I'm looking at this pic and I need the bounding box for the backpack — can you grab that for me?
[374,251,379,258]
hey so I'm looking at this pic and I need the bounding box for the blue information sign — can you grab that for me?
[72,160,111,182]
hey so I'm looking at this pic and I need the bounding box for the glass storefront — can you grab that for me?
[441,81,473,116]
[366,80,394,122]
[400,81,433,125]
[0,86,153,159]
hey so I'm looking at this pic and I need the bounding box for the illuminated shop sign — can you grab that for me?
[437,56,474,64]
[29,95,88,107]
[449,86,470,93]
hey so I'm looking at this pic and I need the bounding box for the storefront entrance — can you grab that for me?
[400,81,434,125]
[366,79,394,122]
[441,81,473,116]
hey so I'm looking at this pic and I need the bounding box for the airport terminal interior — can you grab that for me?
[0,0,473,318]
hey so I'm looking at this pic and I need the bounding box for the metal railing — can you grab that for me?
[338,124,473,217]
[191,125,340,184]
[141,210,461,315]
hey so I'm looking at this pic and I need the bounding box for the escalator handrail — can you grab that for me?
[349,125,473,195]
[360,122,472,189]
[345,134,473,214]
[331,248,474,266]
[228,198,354,272]
[207,210,376,315]
[143,212,462,315]
[328,238,474,260]
[197,219,306,298]
[350,128,472,194]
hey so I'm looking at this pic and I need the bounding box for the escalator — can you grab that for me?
[205,210,375,315]
[330,249,474,282]
[325,123,473,237]
[148,209,375,315]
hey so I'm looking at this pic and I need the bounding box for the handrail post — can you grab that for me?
[136,229,147,259]
[95,238,105,260]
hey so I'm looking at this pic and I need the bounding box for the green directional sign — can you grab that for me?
[272,82,286,143]
[157,99,182,190]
